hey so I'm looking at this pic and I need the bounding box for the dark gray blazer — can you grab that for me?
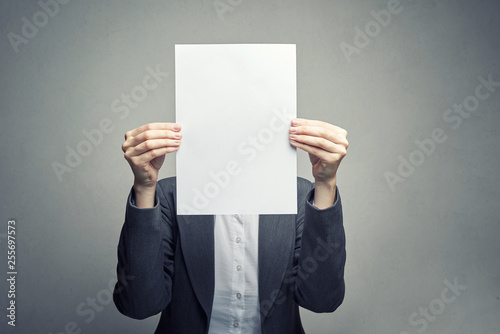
[114,177,346,333]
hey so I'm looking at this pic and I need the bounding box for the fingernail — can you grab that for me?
[289,134,296,139]
[291,119,300,126]
[289,127,297,133]
[173,123,180,131]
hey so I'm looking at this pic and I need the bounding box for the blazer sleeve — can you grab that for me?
[113,179,177,319]
[293,178,346,313]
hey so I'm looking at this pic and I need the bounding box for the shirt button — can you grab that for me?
[236,265,242,271]
[235,237,241,243]
[236,293,242,299]
[233,320,239,327]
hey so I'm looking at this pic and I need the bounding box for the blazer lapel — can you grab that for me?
[176,215,215,319]
[176,214,296,321]
[258,214,296,321]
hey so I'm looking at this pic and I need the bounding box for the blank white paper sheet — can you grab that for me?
[175,44,297,215]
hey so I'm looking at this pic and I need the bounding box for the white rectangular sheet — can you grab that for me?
[175,44,297,215]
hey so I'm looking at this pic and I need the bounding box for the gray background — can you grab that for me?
[1,0,499,333]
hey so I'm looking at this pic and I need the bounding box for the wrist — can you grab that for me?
[314,175,337,194]
[133,182,156,208]
[133,182,156,194]
[314,176,336,189]
[313,177,337,209]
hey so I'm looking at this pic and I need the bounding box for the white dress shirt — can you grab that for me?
[208,214,261,334]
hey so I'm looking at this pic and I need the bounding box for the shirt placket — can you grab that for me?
[229,214,245,333]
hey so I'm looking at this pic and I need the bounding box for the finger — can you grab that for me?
[125,129,182,149]
[290,125,348,147]
[125,122,181,140]
[128,146,180,166]
[289,133,337,154]
[290,139,347,162]
[291,118,348,138]
[126,138,181,158]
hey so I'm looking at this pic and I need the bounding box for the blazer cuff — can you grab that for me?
[305,186,342,225]
[125,187,162,233]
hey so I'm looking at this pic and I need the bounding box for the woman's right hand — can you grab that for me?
[122,122,182,207]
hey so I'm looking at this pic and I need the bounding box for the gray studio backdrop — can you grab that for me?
[1,0,499,333]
